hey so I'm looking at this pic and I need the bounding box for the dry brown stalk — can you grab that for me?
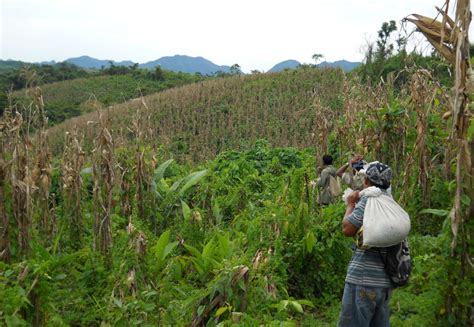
[92,109,115,256]
[407,0,472,318]
[11,110,34,256]
[408,0,472,249]
[0,105,15,262]
[61,128,85,249]
[399,70,437,206]
[30,88,53,240]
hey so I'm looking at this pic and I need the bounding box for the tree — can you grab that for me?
[152,66,165,81]
[230,64,242,75]
[312,53,324,65]
[375,20,397,60]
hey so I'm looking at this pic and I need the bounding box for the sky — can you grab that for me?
[0,0,467,73]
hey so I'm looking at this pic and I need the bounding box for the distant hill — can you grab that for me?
[64,56,135,69]
[318,60,361,72]
[0,59,27,72]
[268,59,361,73]
[1,55,361,75]
[139,55,231,75]
[11,70,202,125]
[268,60,301,72]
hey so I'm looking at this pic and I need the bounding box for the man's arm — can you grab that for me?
[341,191,361,237]
[336,162,350,177]
[342,204,359,236]
[337,155,363,177]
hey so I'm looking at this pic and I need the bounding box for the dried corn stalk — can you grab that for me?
[11,111,34,256]
[92,110,114,256]
[407,0,472,320]
[30,88,53,240]
[399,70,436,206]
[0,105,15,262]
[61,128,85,249]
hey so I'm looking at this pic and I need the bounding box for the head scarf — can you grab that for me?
[364,161,392,189]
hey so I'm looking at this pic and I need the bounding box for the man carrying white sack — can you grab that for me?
[338,162,410,327]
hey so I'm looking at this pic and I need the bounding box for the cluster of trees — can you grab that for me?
[355,20,453,87]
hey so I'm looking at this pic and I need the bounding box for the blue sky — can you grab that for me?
[1,0,466,72]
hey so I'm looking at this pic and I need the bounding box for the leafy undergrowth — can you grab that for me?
[0,143,453,326]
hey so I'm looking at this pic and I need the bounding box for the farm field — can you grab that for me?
[0,5,473,325]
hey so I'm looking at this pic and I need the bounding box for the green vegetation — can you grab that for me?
[47,67,345,158]
[11,71,202,124]
[1,62,204,123]
[0,13,473,327]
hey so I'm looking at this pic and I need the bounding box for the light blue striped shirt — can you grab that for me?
[344,192,392,288]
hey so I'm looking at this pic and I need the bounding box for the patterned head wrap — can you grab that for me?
[365,161,392,189]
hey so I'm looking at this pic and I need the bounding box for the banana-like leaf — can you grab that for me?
[154,159,174,182]
[181,200,191,221]
[179,169,208,195]
[290,301,304,313]
[183,244,202,259]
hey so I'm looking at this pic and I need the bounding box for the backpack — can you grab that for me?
[379,239,411,288]
[328,175,341,197]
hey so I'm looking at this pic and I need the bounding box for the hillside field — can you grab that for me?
[0,61,472,326]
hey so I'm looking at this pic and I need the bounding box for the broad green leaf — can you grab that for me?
[217,233,231,258]
[5,315,27,327]
[181,200,192,220]
[179,169,208,195]
[190,258,204,275]
[169,180,182,194]
[113,298,123,308]
[215,306,228,317]
[154,159,174,182]
[419,208,449,217]
[164,241,179,258]
[202,239,215,260]
[290,300,303,313]
[305,231,316,253]
[152,230,171,262]
[183,244,202,259]
[297,299,315,308]
[212,200,223,225]
[461,194,471,206]
[197,305,205,316]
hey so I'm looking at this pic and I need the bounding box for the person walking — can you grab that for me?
[338,162,394,327]
[337,154,366,191]
[316,154,338,205]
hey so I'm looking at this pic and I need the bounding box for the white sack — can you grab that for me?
[360,186,410,247]
[342,188,354,204]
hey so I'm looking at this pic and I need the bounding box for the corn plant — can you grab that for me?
[61,128,85,249]
[92,110,115,256]
[30,88,53,241]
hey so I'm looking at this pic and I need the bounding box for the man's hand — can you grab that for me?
[347,191,360,206]
[349,154,363,165]
[317,166,323,174]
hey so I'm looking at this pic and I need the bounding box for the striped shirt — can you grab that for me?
[344,192,392,288]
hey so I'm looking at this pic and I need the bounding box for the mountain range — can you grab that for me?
[4,55,361,75]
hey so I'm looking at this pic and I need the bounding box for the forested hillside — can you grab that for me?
[0,9,473,327]
[10,70,203,124]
